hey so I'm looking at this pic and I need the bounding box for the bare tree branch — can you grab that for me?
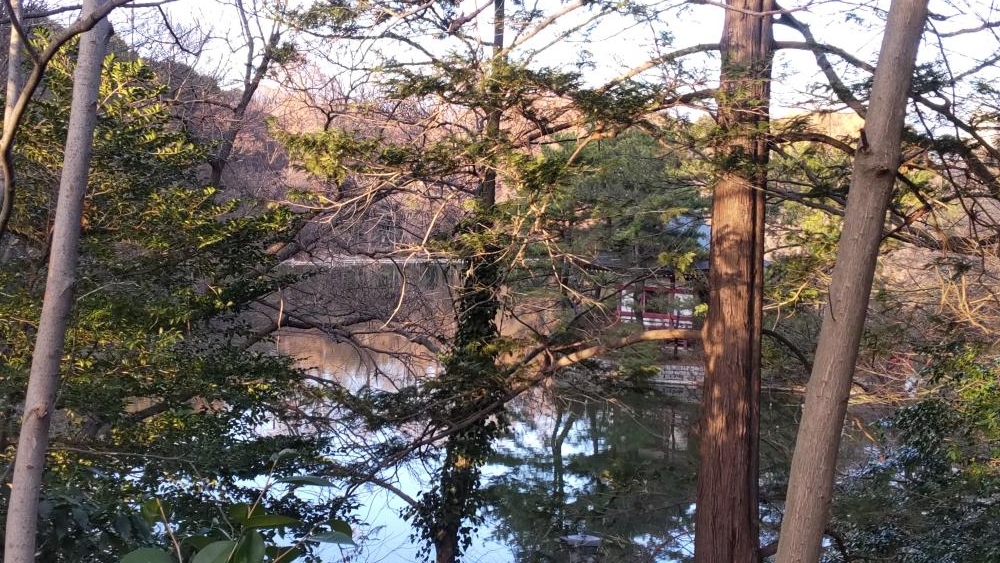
[553,328,702,368]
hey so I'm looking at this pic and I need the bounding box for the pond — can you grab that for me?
[275,332,841,563]
[265,264,880,562]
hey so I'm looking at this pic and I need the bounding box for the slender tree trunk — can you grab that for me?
[694,2,772,562]
[432,262,501,563]
[208,0,282,188]
[0,0,24,487]
[4,0,24,134]
[3,2,110,560]
[0,0,24,246]
[775,2,928,561]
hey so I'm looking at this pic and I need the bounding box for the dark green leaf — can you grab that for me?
[243,514,302,529]
[308,530,355,545]
[121,547,176,563]
[112,513,133,539]
[227,503,262,525]
[234,530,266,563]
[192,540,237,563]
[183,536,216,551]
[328,518,353,537]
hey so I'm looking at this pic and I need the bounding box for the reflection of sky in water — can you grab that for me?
[312,462,516,562]
[310,395,695,562]
[302,408,602,562]
[261,326,882,562]
[271,334,738,562]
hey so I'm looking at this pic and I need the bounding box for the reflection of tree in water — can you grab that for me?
[481,385,802,562]
[481,385,699,562]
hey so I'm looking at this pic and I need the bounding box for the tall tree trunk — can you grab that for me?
[431,255,502,563]
[694,2,772,562]
[0,0,24,481]
[775,2,928,561]
[429,1,506,562]
[4,0,24,135]
[3,2,110,560]
[0,0,24,244]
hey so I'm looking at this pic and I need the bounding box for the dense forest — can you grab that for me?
[2,0,1000,562]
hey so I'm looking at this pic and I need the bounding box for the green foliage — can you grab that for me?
[571,82,659,129]
[289,0,363,35]
[119,469,353,563]
[509,129,707,272]
[765,207,840,311]
[275,125,463,188]
[33,485,155,561]
[0,44,338,563]
[829,345,1000,562]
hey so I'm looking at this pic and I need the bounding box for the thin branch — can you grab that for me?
[774,27,871,116]
[937,20,1000,38]
[599,43,720,91]
[689,0,805,17]
[775,131,856,155]
[444,0,491,34]
[505,0,588,54]
[553,329,702,368]
[0,0,175,24]
[1,0,37,62]
[762,328,812,373]
[154,5,200,57]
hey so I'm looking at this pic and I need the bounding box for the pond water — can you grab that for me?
[276,333,828,563]
[265,264,879,562]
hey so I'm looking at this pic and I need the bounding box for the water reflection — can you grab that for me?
[481,385,802,563]
[279,327,802,563]
[484,386,696,562]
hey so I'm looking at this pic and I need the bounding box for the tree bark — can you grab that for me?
[0,0,23,246]
[0,0,24,484]
[775,2,928,561]
[694,2,772,562]
[3,1,110,560]
[4,0,24,132]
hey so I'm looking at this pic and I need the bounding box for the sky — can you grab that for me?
[108,0,1000,123]
[32,0,977,108]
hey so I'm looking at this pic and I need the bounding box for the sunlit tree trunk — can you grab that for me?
[3,1,110,560]
[3,0,24,134]
[775,2,928,561]
[0,0,24,244]
[0,0,24,470]
[694,2,772,562]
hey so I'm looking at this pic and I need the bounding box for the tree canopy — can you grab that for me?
[6,1,1000,562]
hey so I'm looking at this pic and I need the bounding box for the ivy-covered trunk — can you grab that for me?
[426,252,504,563]
[421,0,508,560]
